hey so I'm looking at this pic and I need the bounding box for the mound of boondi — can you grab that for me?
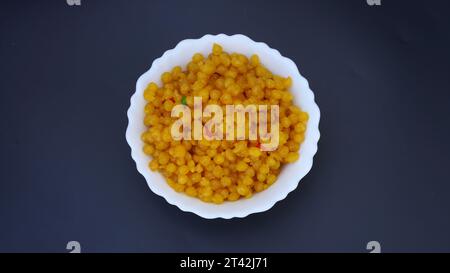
[141,44,308,204]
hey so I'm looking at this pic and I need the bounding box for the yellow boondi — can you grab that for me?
[141,43,308,204]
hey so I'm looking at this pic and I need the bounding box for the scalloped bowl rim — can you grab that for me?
[126,34,320,219]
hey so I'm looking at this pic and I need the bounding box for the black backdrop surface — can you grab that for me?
[1,0,450,252]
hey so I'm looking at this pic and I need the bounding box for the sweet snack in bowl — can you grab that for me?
[126,34,320,218]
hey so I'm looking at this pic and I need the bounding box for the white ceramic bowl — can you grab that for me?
[126,34,320,219]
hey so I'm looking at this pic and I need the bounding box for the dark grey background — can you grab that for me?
[1,0,450,252]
